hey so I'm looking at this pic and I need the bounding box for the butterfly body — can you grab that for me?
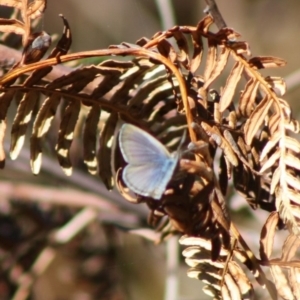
[119,124,179,200]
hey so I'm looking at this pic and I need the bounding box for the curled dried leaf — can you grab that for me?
[196,15,214,34]
[169,28,190,69]
[265,76,286,96]
[259,212,279,260]
[230,41,251,56]
[156,39,177,63]
[248,56,287,69]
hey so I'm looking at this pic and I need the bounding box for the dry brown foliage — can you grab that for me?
[0,0,300,299]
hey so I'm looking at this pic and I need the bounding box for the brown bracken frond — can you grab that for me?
[1,1,300,299]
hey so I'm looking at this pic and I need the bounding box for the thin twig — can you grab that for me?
[155,0,176,30]
[204,0,227,29]
[164,236,179,300]
[285,68,300,92]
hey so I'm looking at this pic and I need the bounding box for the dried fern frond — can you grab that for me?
[1,2,300,299]
[180,235,256,300]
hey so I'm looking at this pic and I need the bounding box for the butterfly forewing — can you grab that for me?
[119,124,179,200]
[119,124,172,164]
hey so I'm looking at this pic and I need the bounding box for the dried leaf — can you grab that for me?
[285,137,300,154]
[202,123,238,166]
[265,76,286,96]
[83,104,101,175]
[203,38,218,82]
[228,111,237,129]
[289,267,300,300]
[190,27,203,73]
[227,262,254,299]
[196,15,214,34]
[49,14,72,58]
[219,155,228,196]
[55,100,81,176]
[224,272,242,300]
[270,166,280,194]
[30,95,61,174]
[0,120,6,168]
[259,212,279,260]
[219,61,244,112]
[169,28,190,69]
[230,41,251,56]
[260,132,280,161]
[0,0,22,8]
[244,95,272,145]
[284,152,300,171]
[0,18,25,35]
[248,56,287,69]
[285,119,299,134]
[213,102,221,123]
[277,190,300,235]
[98,113,118,190]
[259,150,280,173]
[10,91,39,160]
[203,46,230,89]
[270,265,294,300]
[286,172,300,191]
[156,39,177,63]
[268,112,280,135]
[0,90,15,120]
[287,188,300,205]
[129,75,170,107]
[224,130,260,173]
[179,159,213,182]
[27,0,46,19]
[282,234,300,261]
[215,28,241,42]
[238,78,259,117]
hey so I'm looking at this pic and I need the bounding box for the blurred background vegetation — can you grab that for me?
[0,1,300,299]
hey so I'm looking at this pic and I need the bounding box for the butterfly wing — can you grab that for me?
[119,124,178,200]
[119,124,172,164]
[123,158,177,199]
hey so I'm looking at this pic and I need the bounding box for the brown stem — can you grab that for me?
[204,0,227,29]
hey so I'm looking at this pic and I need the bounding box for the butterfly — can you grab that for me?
[118,124,179,200]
